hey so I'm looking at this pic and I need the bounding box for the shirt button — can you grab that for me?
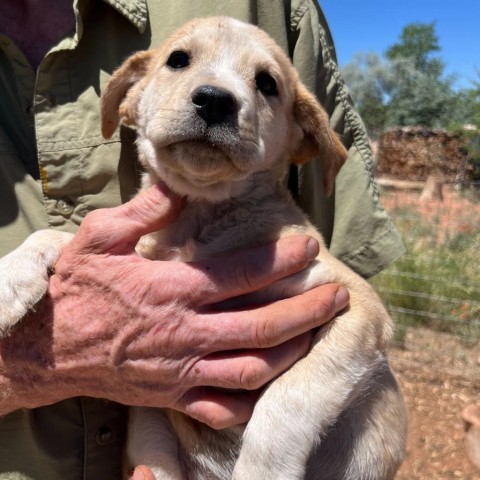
[56,199,74,216]
[95,426,113,445]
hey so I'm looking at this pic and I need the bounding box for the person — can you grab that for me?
[0,0,404,479]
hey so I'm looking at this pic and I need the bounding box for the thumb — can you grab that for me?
[112,182,182,238]
[72,182,182,254]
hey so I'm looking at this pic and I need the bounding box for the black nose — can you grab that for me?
[192,86,237,126]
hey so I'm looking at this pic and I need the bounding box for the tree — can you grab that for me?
[342,53,391,137]
[385,22,443,77]
[342,22,457,134]
[385,22,453,128]
[469,71,480,128]
[451,74,480,187]
[386,56,453,128]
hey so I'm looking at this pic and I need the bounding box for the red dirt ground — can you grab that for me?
[378,181,480,478]
[379,182,480,242]
[391,347,480,480]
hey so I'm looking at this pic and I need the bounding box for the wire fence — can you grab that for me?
[371,178,480,380]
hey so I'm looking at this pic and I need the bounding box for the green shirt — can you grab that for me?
[0,0,404,478]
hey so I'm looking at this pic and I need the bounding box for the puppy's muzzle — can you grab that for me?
[192,85,238,126]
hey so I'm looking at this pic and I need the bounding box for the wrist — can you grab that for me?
[0,295,79,414]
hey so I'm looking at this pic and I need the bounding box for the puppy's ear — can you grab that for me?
[290,83,348,197]
[101,50,154,139]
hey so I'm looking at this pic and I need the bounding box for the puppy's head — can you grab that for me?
[101,17,347,201]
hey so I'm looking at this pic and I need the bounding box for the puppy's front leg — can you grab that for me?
[0,229,73,336]
[233,315,387,480]
[232,257,404,480]
[127,407,184,480]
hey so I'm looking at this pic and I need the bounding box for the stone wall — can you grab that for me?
[375,127,468,181]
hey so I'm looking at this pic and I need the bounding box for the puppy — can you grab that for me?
[0,17,407,480]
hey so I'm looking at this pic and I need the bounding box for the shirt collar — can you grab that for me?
[102,0,148,33]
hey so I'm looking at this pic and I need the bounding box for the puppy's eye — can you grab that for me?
[167,51,190,69]
[255,72,278,96]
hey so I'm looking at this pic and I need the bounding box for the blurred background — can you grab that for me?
[321,1,480,478]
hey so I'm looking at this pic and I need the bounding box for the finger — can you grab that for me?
[190,332,311,390]
[70,182,182,254]
[177,388,261,429]
[131,465,156,480]
[200,283,349,351]
[154,235,320,305]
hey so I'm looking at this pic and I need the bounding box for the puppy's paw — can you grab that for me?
[0,230,73,336]
[0,259,49,335]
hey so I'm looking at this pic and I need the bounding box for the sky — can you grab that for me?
[320,0,479,90]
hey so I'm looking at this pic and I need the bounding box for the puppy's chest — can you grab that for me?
[138,196,308,262]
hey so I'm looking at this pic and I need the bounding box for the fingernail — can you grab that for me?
[334,287,349,312]
[306,237,319,261]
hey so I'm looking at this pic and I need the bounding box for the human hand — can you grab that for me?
[0,183,349,427]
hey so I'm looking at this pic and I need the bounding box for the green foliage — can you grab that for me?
[447,78,480,187]
[385,57,454,128]
[342,22,479,136]
[448,90,479,128]
[370,205,480,345]
[385,22,443,76]
[359,92,388,138]
[465,134,480,186]
[342,53,390,137]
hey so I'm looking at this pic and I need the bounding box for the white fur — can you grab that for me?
[0,230,73,336]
